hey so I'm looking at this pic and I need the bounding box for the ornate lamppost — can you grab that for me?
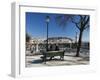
[46,16,50,51]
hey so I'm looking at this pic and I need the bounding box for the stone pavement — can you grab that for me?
[25,52,89,67]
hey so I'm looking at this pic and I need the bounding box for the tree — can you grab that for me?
[26,33,31,42]
[56,14,90,57]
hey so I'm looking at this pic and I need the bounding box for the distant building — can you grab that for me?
[44,37,74,44]
[26,37,89,54]
[26,37,74,53]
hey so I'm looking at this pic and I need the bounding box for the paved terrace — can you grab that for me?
[25,51,89,67]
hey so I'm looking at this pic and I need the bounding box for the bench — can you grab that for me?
[41,50,65,63]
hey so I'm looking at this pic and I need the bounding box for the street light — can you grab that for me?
[46,16,50,51]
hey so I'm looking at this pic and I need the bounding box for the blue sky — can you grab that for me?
[26,12,89,42]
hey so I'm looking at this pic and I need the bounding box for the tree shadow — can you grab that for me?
[28,59,43,64]
[77,57,89,61]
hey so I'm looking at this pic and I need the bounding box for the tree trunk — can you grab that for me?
[76,29,83,57]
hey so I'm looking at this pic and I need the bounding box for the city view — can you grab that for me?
[25,12,90,67]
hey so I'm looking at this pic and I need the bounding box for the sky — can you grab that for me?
[26,12,90,42]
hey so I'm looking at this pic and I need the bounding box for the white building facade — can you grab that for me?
[26,37,74,54]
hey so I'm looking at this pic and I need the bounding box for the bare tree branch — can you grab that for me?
[83,16,89,27]
[84,24,89,30]
[75,23,80,30]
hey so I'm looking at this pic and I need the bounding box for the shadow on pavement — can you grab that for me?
[27,59,43,64]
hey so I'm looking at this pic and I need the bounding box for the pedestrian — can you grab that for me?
[55,44,59,51]
[30,44,34,53]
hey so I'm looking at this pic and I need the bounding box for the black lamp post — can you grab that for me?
[46,16,50,51]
